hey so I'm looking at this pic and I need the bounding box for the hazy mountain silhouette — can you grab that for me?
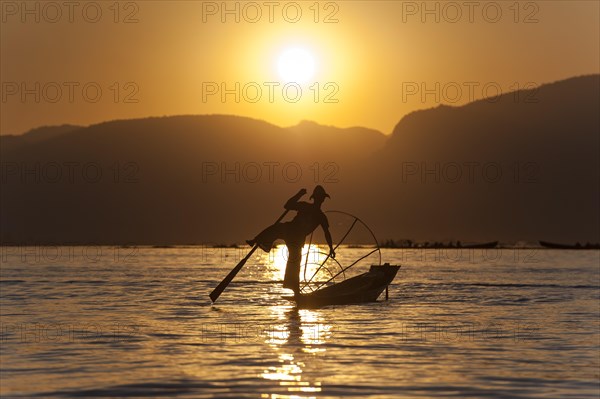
[1,115,385,244]
[362,75,599,243]
[1,124,82,152]
[1,75,598,244]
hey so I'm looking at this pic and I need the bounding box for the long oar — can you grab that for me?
[209,209,289,303]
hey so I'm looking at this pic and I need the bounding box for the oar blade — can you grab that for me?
[209,246,256,303]
[208,208,288,303]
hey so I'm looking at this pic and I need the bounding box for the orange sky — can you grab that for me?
[1,0,598,135]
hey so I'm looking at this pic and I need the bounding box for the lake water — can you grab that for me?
[1,246,599,398]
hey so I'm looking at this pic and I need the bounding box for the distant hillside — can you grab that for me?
[1,75,598,244]
[363,75,599,243]
[1,124,82,152]
[0,115,385,244]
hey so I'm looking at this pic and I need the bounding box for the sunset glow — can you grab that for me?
[1,1,599,398]
[2,2,597,135]
[277,47,316,84]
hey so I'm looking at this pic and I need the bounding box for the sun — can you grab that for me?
[277,47,316,84]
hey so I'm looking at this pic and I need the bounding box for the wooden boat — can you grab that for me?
[458,241,499,249]
[283,263,400,308]
[209,210,401,306]
[539,240,600,249]
[380,240,499,249]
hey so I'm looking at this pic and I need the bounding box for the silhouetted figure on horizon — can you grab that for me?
[247,186,335,295]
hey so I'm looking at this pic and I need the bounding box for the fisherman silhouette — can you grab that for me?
[247,186,335,295]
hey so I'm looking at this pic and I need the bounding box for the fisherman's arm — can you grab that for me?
[284,188,307,210]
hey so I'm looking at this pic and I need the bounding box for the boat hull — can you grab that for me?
[539,240,600,249]
[459,241,498,249]
[283,264,400,308]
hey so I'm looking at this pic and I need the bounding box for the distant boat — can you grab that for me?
[283,264,400,309]
[458,241,499,249]
[539,241,600,249]
[379,240,499,249]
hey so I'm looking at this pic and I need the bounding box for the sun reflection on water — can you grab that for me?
[260,305,332,398]
[264,244,332,285]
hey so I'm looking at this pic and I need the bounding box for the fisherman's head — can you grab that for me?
[310,185,330,205]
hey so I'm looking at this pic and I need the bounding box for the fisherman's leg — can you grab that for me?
[283,243,302,295]
[247,223,285,252]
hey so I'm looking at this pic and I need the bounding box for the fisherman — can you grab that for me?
[247,185,336,295]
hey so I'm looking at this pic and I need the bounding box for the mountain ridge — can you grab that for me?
[1,75,598,244]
